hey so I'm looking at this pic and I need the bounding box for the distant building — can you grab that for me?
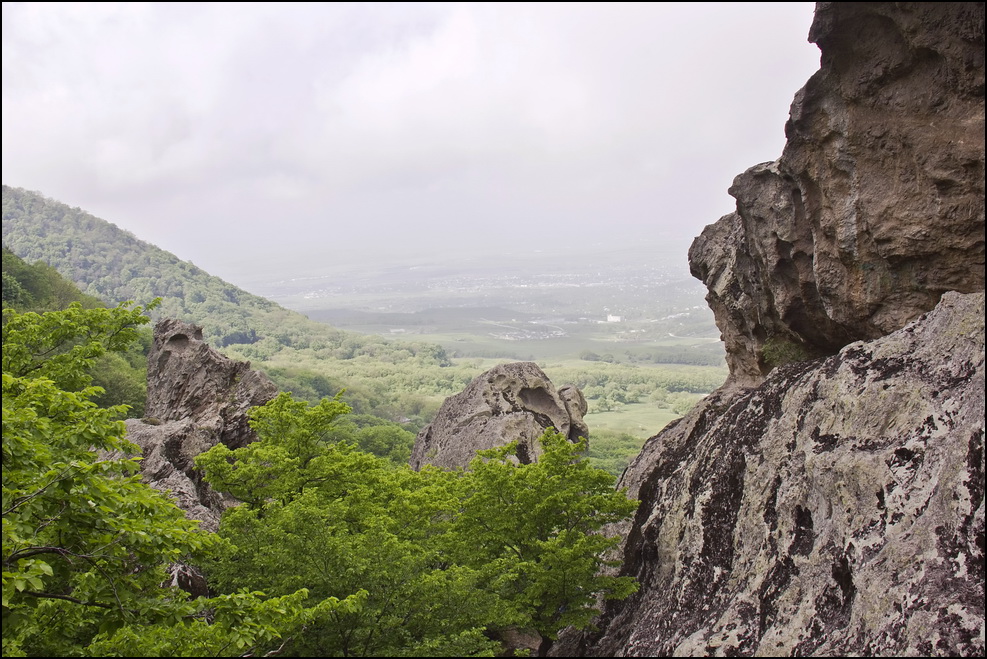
[607,314,622,323]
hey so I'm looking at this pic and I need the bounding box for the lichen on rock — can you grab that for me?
[557,292,985,657]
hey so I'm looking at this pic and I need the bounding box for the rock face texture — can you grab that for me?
[556,3,985,656]
[690,2,985,387]
[125,319,277,530]
[410,362,588,470]
[557,292,985,656]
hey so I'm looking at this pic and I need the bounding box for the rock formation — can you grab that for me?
[556,291,985,656]
[690,2,985,387]
[556,3,985,656]
[125,319,277,530]
[410,361,589,470]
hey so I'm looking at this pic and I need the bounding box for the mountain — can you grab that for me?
[1,185,468,423]
[3,185,384,351]
[551,3,984,655]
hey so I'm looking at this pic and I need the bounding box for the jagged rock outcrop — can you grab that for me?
[691,2,985,387]
[556,291,985,656]
[556,4,985,656]
[125,319,277,530]
[141,319,277,442]
[410,361,589,470]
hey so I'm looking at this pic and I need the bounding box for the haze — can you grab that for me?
[2,2,820,286]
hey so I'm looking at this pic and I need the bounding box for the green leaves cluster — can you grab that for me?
[2,302,198,654]
[2,303,356,656]
[196,393,639,656]
[455,435,640,638]
[3,299,639,656]
[2,246,151,416]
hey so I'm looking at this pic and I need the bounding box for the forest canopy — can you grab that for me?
[2,302,639,656]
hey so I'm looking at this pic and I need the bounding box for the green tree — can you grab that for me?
[1,302,193,653]
[2,303,355,656]
[2,247,150,415]
[453,433,639,654]
[196,393,639,656]
[196,394,506,656]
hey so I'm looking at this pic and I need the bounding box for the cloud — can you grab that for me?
[2,2,819,276]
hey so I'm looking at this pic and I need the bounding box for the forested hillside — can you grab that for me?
[3,185,434,354]
[2,247,150,415]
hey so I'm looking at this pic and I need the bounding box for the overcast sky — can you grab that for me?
[2,2,820,284]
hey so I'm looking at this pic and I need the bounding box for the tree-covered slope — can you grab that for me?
[2,186,454,359]
[2,245,104,311]
[2,246,151,415]
[4,186,328,348]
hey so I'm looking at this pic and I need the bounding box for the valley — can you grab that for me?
[237,247,727,459]
[246,245,724,365]
[3,185,728,471]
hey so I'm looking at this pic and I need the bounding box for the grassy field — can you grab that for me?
[584,403,682,437]
[411,328,723,361]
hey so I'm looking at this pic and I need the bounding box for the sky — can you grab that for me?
[2,2,820,284]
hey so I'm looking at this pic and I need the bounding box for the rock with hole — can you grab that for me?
[410,361,588,470]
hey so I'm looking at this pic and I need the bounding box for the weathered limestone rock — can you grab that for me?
[555,6,985,655]
[556,291,985,656]
[125,319,277,530]
[410,361,588,470]
[691,2,985,387]
[142,318,277,446]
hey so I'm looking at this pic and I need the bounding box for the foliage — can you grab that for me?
[1,303,351,656]
[87,589,366,658]
[456,434,640,641]
[1,302,184,653]
[328,414,416,465]
[2,246,150,416]
[87,337,151,418]
[585,430,647,476]
[196,393,639,656]
[195,391,353,507]
[2,246,103,312]
[195,400,507,657]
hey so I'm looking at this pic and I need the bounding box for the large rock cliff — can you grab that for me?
[690,2,984,387]
[557,291,984,656]
[410,361,588,470]
[557,3,985,656]
[125,319,277,530]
